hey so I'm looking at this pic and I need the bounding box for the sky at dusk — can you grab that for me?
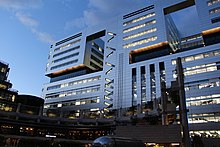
[0,0,198,97]
[0,0,151,96]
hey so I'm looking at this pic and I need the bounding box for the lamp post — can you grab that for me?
[176,57,191,147]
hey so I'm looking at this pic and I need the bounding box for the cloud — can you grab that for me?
[15,12,38,27]
[0,0,54,44]
[15,12,54,44]
[65,18,86,30]
[0,0,42,10]
[65,0,146,30]
[32,29,55,44]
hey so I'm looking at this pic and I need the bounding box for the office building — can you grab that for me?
[0,60,18,106]
[42,0,220,138]
[0,60,114,145]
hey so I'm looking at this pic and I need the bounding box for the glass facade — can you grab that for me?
[45,85,100,99]
[123,19,156,33]
[41,0,220,142]
[123,36,157,48]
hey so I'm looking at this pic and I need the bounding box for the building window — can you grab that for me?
[132,68,137,106]
[90,61,101,69]
[50,59,78,70]
[181,40,204,50]
[91,48,104,58]
[0,67,6,73]
[45,85,100,99]
[209,7,220,14]
[47,85,61,90]
[190,130,220,138]
[181,34,202,43]
[159,62,166,82]
[189,113,220,125]
[52,52,79,63]
[91,55,103,65]
[53,46,80,58]
[55,33,82,46]
[172,62,219,78]
[123,36,157,48]
[185,78,220,91]
[123,12,155,26]
[140,66,146,104]
[123,19,156,33]
[171,49,220,65]
[207,0,220,6]
[186,94,220,107]
[123,28,157,41]
[54,39,81,52]
[183,62,219,76]
[92,42,103,53]
[150,64,156,101]
[46,96,100,109]
[123,5,154,19]
[211,16,220,23]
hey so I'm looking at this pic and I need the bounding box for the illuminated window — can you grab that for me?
[123,12,155,26]
[54,39,81,52]
[123,19,156,33]
[47,76,101,90]
[45,85,100,99]
[194,54,204,60]
[171,60,176,65]
[53,46,80,58]
[209,7,220,14]
[92,42,103,53]
[187,94,220,101]
[75,101,80,105]
[185,56,194,62]
[190,130,220,138]
[46,96,100,108]
[185,78,220,91]
[184,63,218,76]
[90,108,99,111]
[105,78,111,82]
[173,62,219,78]
[104,101,111,107]
[104,89,112,94]
[181,34,202,43]
[123,36,157,48]
[59,93,66,97]
[104,95,112,100]
[105,62,115,67]
[61,83,68,88]
[1,67,6,72]
[57,104,62,107]
[171,49,220,65]
[208,0,220,6]
[123,28,157,41]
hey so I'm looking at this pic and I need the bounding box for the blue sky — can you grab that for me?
[0,0,198,97]
[0,0,150,96]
